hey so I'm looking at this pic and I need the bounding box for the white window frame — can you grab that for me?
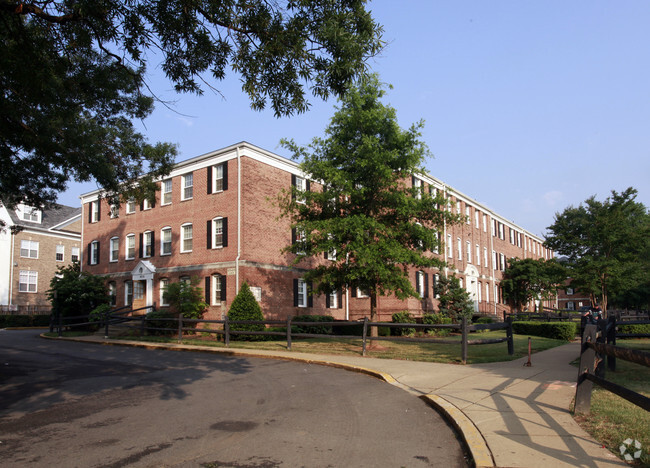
[447,234,453,258]
[485,283,490,303]
[413,178,422,200]
[297,279,308,307]
[567,301,575,311]
[142,198,152,210]
[457,237,462,260]
[476,244,480,266]
[212,217,224,249]
[475,210,480,229]
[294,176,307,204]
[356,288,369,298]
[109,204,119,218]
[328,290,338,309]
[181,223,193,253]
[161,227,172,256]
[55,244,64,262]
[125,233,136,260]
[143,231,153,258]
[416,271,425,297]
[466,241,472,263]
[20,204,41,223]
[108,281,117,306]
[110,237,119,262]
[295,228,306,255]
[465,206,471,224]
[212,164,225,193]
[90,241,99,265]
[484,247,488,268]
[71,246,80,263]
[182,173,193,200]
[160,278,169,306]
[162,179,172,205]
[19,270,38,292]
[126,199,136,214]
[566,287,574,296]
[125,280,133,306]
[212,275,223,305]
[91,200,100,223]
[20,240,39,259]
[483,214,487,233]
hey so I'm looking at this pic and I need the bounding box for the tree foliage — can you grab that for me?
[436,275,474,321]
[545,187,650,313]
[279,75,461,329]
[48,262,109,317]
[163,277,207,320]
[228,281,265,339]
[501,258,566,313]
[0,0,383,210]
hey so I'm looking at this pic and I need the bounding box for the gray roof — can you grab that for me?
[6,203,81,232]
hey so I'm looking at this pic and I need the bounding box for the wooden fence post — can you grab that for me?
[140,315,145,337]
[177,314,183,343]
[596,318,607,378]
[575,324,597,414]
[607,316,616,372]
[362,317,368,357]
[224,316,230,347]
[286,316,292,351]
[507,316,514,355]
[461,316,468,364]
[58,312,63,337]
[104,308,110,338]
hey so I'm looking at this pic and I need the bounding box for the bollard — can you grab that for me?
[523,337,532,366]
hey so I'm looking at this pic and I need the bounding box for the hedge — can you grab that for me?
[617,323,650,336]
[292,315,334,335]
[512,321,577,341]
[0,314,51,328]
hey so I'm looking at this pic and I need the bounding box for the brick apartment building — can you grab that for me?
[80,142,552,322]
[0,202,82,313]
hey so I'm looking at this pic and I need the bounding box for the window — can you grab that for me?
[413,177,422,200]
[71,246,80,263]
[180,276,191,284]
[20,240,39,259]
[476,244,480,266]
[110,237,119,262]
[108,282,117,306]
[485,283,490,303]
[326,234,337,261]
[567,301,575,311]
[126,234,135,260]
[457,237,462,260]
[498,223,504,240]
[292,227,306,255]
[125,281,133,306]
[90,241,99,265]
[162,179,172,205]
[491,219,497,237]
[212,274,225,305]
[126,199,136,214]
[292,175,308,204]
[90,200,100,223]
[509,228,515,244]
[182,173,193,200]
[356,288,369,298]
[484,247,488,268]
[54,244,64,262]
[210,162,228,193]
[478,282,482,302]
[475,210,480,229]
[433,231,439,254]
[210,217,227,249]
[483,214,487,232]
[416,271,428,298]
[109,204,119,218]
[161,227,172,255]
[566,287,574,296]
[447,234,453,258]
[142,231,153,258]
[327,289,339,309]
[517,232,522,248]
[465,206,470,224]
[295,279,308,307]
[20,205,41,223]
[181,223,193,252]
[19,270,37,292]
[160,279,169,306]
[492,250,497,270]
[500,253,506,271]
[456,201,461,215]
[466,241,472,263]
[433,274,440,298]
[134,281,144,301]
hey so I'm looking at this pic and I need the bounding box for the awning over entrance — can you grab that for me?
[131,260,156,281]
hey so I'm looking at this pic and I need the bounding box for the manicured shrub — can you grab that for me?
[422,312,452,337]
[617,323,650,337]
[0,314,50,328]
[145,309,177,336]
[512,321,577,341]
[292,315,333,335]
[391,311,415,336]
[228,282,265,340]
[474,316,494,324]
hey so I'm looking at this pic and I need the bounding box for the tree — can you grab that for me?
[545,187,650,313]
[228,281,264,339]
[436,275,474,322]
[279,75,461,334]
[501,258,566,313]
[1,1,384,211]
[163,277,208,320]
[48,262,109,318]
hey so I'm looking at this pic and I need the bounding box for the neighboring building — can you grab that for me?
[80,142,552,322]
[0,202,82,313]
[557,280,591,311]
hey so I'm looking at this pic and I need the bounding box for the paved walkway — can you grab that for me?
[48,334,625,467]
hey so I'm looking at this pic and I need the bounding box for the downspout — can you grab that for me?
[80,199,85,272]
[345,252,350,320]
[489,216,496,316]
[9,229,15,305]
[442,185,449,278]
[236,146,242,292]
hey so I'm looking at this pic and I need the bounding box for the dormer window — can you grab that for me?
[17,204,41,223]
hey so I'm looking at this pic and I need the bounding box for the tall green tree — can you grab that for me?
[501,258,566,313]
[1,1,383,211]
[48,262,109,317]
[545,187,650,313]
[279,75,460,334]
[163,277,208,320]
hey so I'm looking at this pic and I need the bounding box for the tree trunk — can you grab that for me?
[370,291,378,338]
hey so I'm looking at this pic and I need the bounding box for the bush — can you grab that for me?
[163,277,207,321]
[332,321,391,337]
[0,314,50,328]
[474,316,494,324]
[145,308,178,336]
[228,282,265,340]
[391,311,415,336]
[48,263,109,320]
[422,313,452,336]
[292,315,333,335]
[617,323,650,337]
[512,321,577,341]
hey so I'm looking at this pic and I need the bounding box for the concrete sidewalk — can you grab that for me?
[49,335,625,467]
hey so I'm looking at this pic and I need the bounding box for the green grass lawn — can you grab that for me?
[109,330,567,365]
[572,339,650,466]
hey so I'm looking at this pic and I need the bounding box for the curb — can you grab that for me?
[42,334,490,467]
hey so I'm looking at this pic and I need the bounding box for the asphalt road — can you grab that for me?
[0,330,467,467]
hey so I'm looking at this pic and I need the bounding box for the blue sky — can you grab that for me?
[58,0,650,238]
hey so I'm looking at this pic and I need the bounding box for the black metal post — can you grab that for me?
[506,316,514,355]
